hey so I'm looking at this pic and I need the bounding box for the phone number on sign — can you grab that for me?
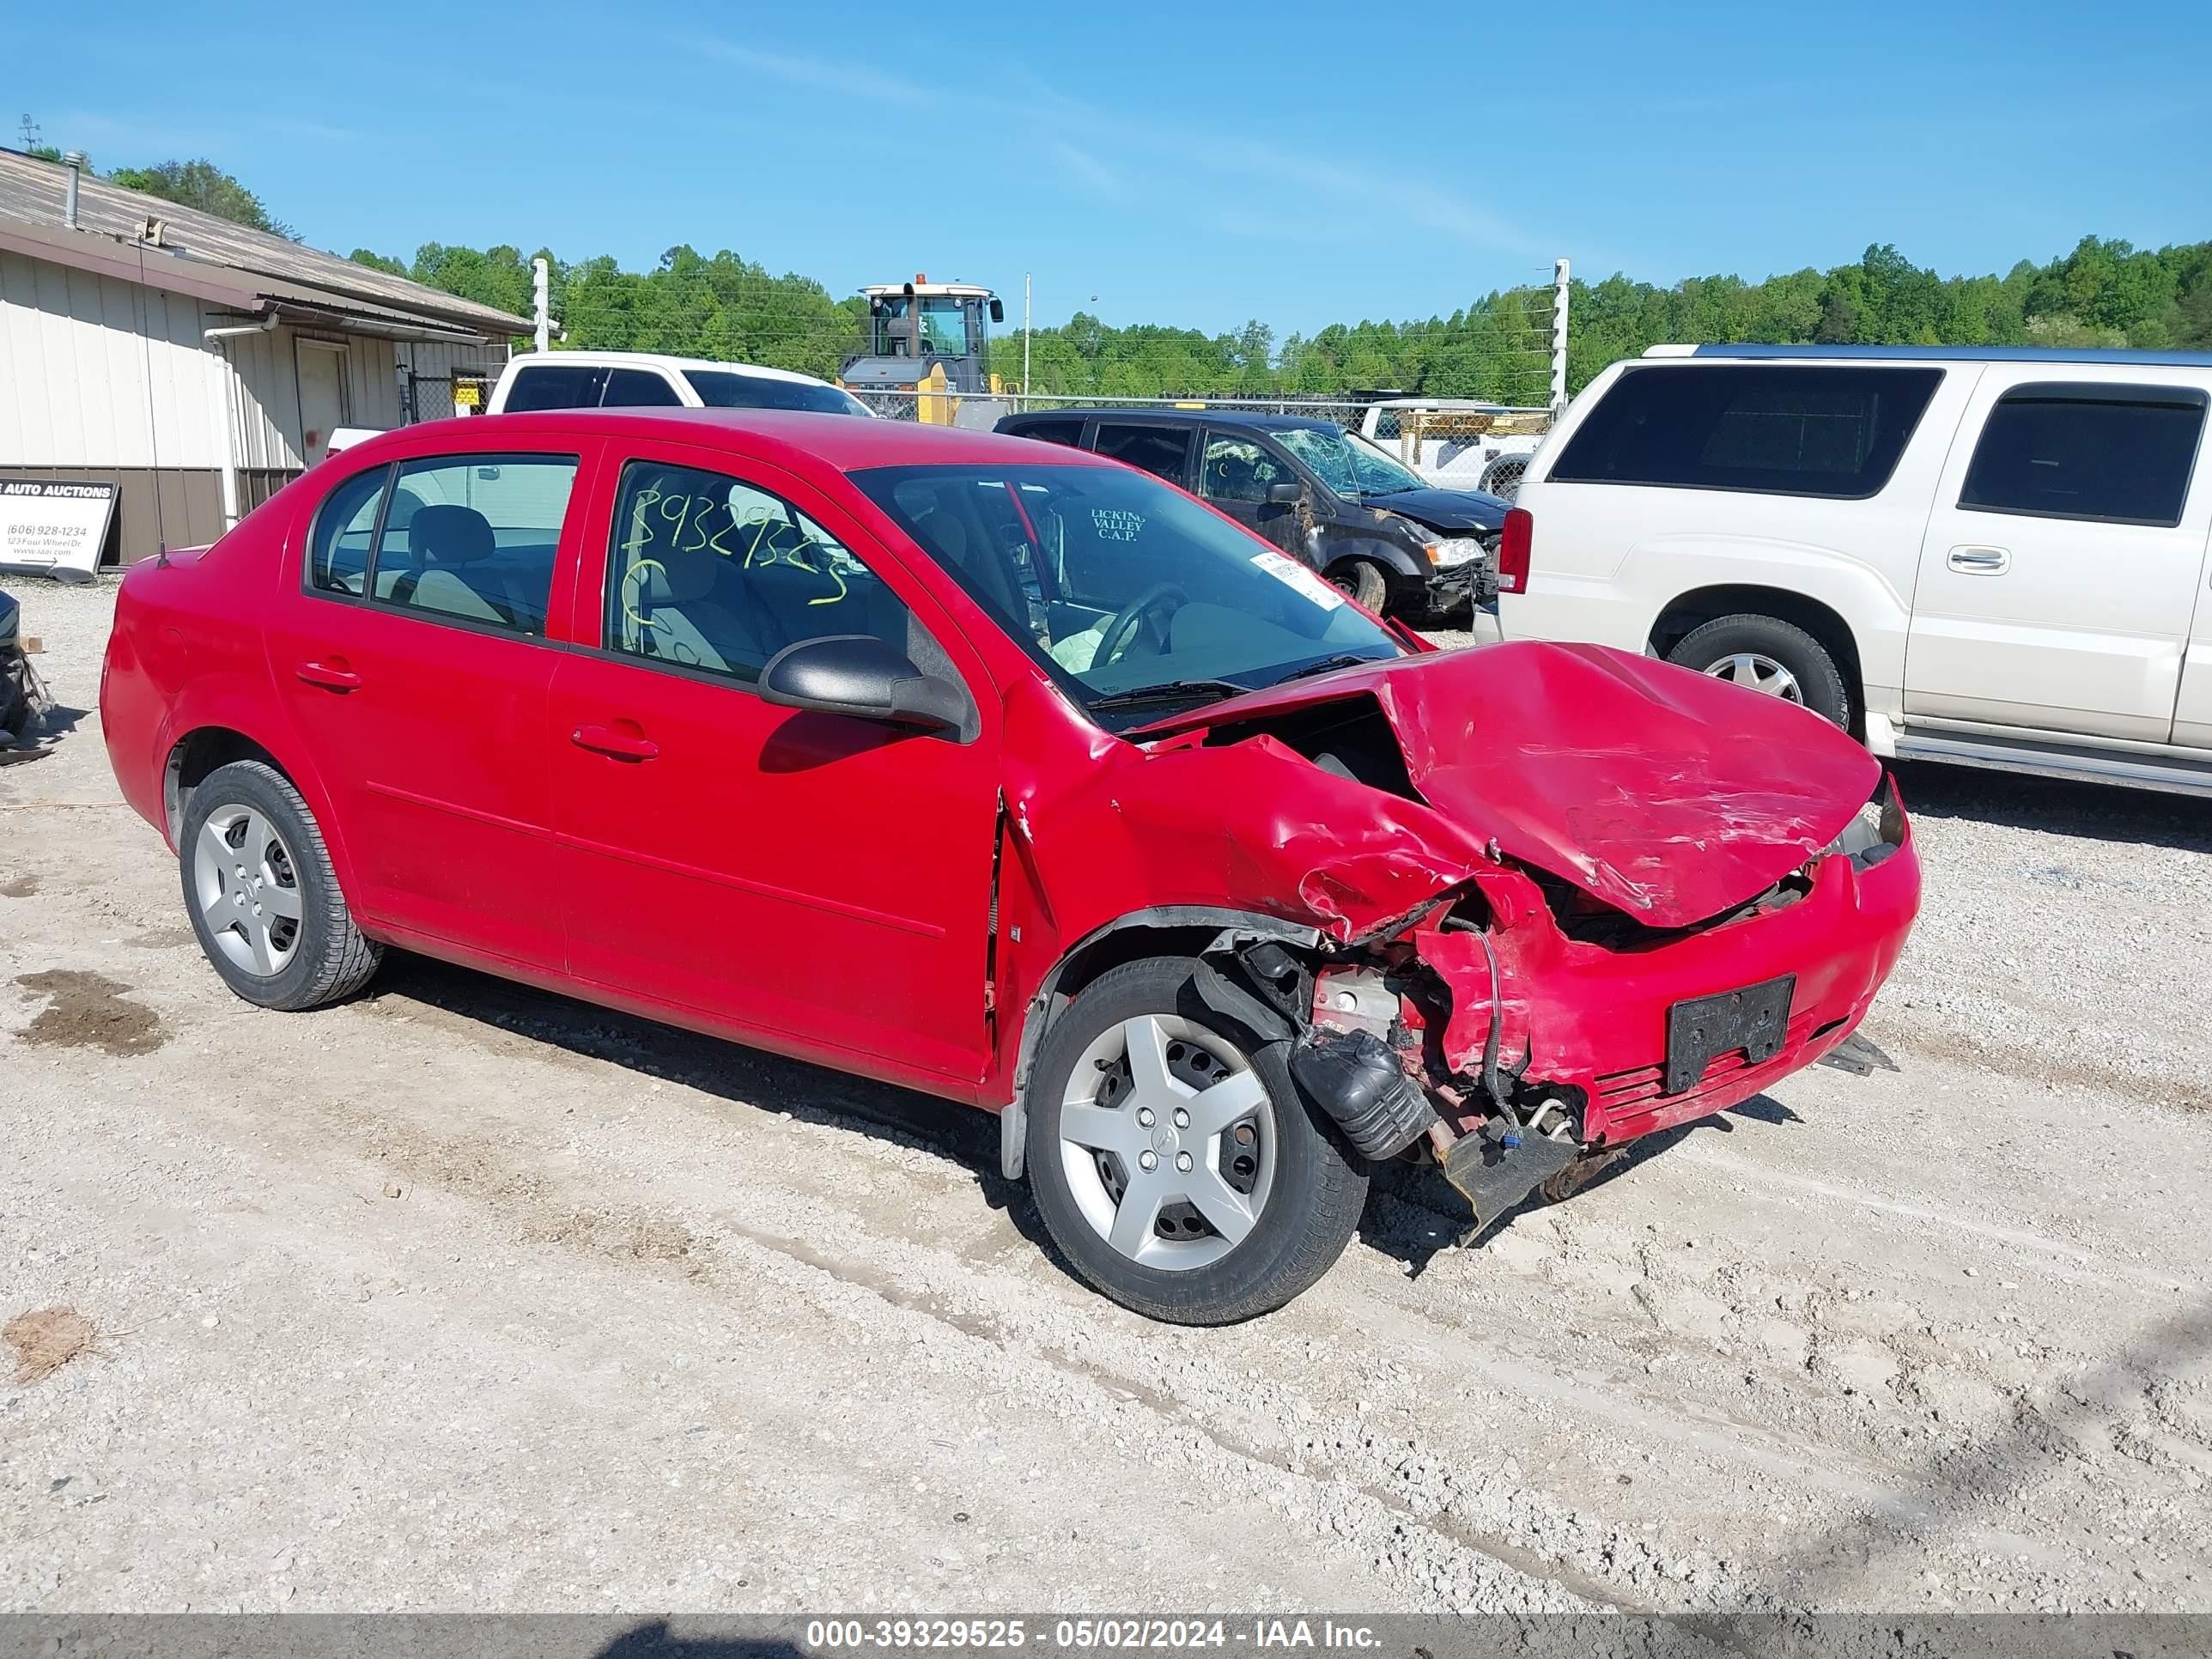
[804,1620,1235,1650]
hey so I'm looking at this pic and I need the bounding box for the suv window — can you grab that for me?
[1550,365,1943,498]
[684,370,867,415]
[1960,384,2208,527]
[1200,434,1288,503]
[601,368,685,407]
[502,363,612,412]
[1093,422,1193,484]
[605,459,915,683]
[1006,416,1085,448]
[362,454,577,635]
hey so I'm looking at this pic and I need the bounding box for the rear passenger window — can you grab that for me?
[1960,385,2207,527]
[501,364,611,411]
[1549,365,1943,498]
[605,460,915,684]
[600,368,685,407]
[1093,423,1193,484]
[368,455,578,635]
[1007,416,1085,448]
[308,465,390,594]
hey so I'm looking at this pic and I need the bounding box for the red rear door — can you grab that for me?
[264,443,593,969]
[543,439,1002,1097]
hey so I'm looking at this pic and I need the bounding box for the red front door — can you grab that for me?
[544,441,1002,1097]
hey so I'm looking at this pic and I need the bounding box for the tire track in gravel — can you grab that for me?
[154,1062,1601,1615]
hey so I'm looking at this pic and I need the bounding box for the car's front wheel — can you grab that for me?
[179,759,382,1011]
[1024,957,1369,1324]
[1330,559,1389,612]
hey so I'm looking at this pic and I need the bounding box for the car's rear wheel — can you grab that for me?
[1024,957,1368,1324]
[1331,560,1389,612]
[179,759,381,1011]
[1667,614,1851,730]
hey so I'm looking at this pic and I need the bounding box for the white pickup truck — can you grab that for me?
[1498,343,2212,796]
[1358,398,1549,499]
[328,351,872,459]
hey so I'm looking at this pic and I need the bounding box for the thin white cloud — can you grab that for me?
[690,39,940,110]
[688,38,1552,260]
[1048,140,1123,198]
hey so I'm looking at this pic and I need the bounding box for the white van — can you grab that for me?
[484,351,872,418]
[1497,343,2212,796]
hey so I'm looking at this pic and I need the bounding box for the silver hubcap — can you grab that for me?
[192,806,303,976]
[1059,1014,1275,1271]
[1703,651,1805,703]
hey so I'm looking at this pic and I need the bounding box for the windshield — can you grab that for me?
[851,463,1405,730]
[684,370,870,416]
[1276,426,1426,500]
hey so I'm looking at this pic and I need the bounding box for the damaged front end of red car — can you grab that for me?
[1077,641,1923,1237]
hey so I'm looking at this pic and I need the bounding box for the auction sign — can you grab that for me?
[0,477,118,583]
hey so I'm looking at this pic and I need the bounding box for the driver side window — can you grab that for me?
[605,460,915,684]
[1200,435,1285,504]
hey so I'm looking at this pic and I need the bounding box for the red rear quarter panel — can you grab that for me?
[100,481,346,865]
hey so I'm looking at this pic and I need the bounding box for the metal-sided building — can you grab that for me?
[0,148,532,566]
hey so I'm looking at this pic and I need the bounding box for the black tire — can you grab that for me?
[1332,559,1389,612]
[1024,957,1369,1325]
[1666,613,1852,730]
[179,759,381,1011]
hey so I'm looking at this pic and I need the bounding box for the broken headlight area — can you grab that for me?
[1823,772,1907,869]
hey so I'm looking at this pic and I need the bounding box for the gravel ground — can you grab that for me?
[3,578,2209,1615]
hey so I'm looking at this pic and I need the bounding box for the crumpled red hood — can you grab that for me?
[1139,642,1881,928]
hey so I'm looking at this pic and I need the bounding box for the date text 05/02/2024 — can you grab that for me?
[801,1620,1384,1650]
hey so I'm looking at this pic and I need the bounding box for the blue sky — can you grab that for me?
[11,0,2209,338]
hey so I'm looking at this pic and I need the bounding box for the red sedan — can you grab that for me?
[101,410,1919,1323]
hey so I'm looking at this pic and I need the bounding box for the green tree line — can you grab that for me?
[356,235,2212,404]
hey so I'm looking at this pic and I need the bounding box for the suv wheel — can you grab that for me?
[1024,957,1369,1324]
[1331,560,1389,612]
[179,759,382,1011]
[1667,614,1851,730]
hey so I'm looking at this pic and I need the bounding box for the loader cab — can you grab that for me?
[844,276,1005,402]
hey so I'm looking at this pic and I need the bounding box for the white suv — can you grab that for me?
[1497,344,2212,796]
[485,351,872,417]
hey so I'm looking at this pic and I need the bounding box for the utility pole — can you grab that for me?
[1551,257,1571,410]
[532,256,554,355]
[1023,272,1032,398]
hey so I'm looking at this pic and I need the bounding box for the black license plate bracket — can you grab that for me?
[1664,975,1796,1096]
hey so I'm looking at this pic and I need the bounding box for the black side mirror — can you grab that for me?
[988,298,1005,324]
[1265,480,1303,505]
[758,635,969,735]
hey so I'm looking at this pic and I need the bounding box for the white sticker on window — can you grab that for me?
[1091,507,1145,542]
[1250,550,1346,609]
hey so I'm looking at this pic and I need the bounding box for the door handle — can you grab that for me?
[295,659,362,691]
[571,723,659,762]
[1947,545,2010,574]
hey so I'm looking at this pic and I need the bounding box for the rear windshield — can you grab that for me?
[1549,364,1944,498]
[684,370,868,416]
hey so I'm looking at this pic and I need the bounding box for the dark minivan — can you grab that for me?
[995,409,1504,617]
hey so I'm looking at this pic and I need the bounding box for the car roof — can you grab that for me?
[355,408,1119,471]
[1004,407,1342,433]
[503,350,835,387]
[1647,343,2212,369]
